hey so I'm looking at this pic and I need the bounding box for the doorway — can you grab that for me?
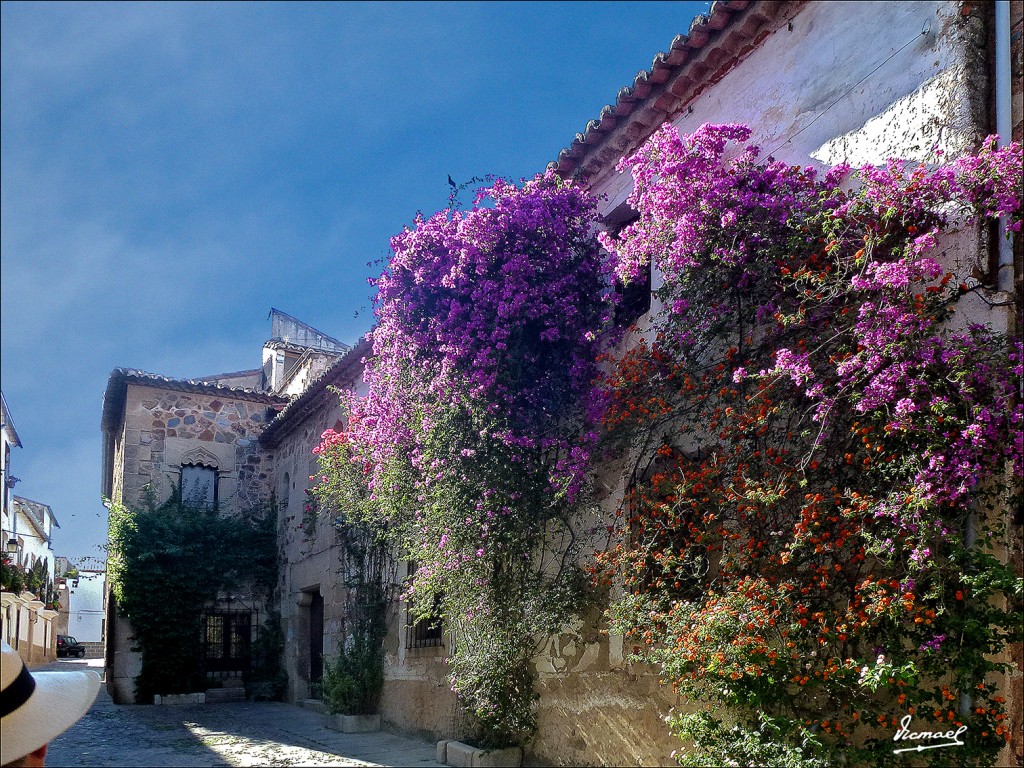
[309,591,324,684]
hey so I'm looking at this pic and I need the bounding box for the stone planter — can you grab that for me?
[297,698,329,715]
[325,713,381,733]
[438,740,522,768]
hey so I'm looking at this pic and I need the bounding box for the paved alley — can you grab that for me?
[38,659,444,768]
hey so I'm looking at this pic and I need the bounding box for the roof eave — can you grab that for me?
[1,391,23,448]
[550,0,791,183]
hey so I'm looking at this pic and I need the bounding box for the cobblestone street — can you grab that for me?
[38,660,444,768]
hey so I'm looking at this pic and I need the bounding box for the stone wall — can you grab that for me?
[117,383,277,513]
[107,380,283,704]
[266,369,355,703]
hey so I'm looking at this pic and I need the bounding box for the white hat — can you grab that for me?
[1,640,101,763]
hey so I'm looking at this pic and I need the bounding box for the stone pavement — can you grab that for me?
[35,659,445,767]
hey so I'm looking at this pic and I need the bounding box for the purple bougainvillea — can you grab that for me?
[318,171,610,746]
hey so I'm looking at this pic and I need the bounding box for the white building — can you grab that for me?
[1,391,23,550]
[0,395,60,665]
[10,496,58,580]
[65,567,105,645]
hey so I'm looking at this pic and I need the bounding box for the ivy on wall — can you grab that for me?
[107,490,278,701]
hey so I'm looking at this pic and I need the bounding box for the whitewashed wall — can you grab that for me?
[596,1,983,211]
[67,570,105,643]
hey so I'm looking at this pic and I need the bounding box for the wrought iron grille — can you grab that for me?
[405,561,443,649]
[203,610,254,672]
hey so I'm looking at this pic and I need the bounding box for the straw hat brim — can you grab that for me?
[0,667,101,764]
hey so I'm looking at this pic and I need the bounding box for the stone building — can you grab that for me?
[100,360,288,701]
[256,338,370,703]
[99,0,1022,764]
[544,3,1021,764]
[100,309,358,702]
[265,2,1021,765]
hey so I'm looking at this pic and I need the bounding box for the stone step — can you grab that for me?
[206,687,246,704]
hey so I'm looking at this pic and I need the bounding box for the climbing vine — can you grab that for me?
[107,491,278,701]
[315,172,610,746]
[595,123,1023,767]
[314,429,398,716]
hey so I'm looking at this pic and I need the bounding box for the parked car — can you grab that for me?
[57,635,86,658]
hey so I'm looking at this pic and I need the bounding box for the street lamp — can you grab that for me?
[5,538,18,554]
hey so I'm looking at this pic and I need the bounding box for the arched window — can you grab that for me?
[181,464,217,509]
[179,447,220,510]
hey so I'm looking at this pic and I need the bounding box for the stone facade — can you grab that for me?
[106,381,281,513]
[258,340,366,705]
[101,372,289,703]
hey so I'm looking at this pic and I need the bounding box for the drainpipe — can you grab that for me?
[958,508,978,717]
[994,0,1014,294]
[959,5,1013,719]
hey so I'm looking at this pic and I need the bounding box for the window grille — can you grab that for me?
[203,610,254,672]
[181,464,217,509]
[405,561,443,649]
[408,604,443,649]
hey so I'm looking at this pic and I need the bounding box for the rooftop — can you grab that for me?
[550,0,789,182]
[101,368,289,434]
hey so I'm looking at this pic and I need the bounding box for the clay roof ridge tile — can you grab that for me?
[112,367,289,401]
[551,0,770,176]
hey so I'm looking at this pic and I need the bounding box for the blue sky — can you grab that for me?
[1,1,709,563]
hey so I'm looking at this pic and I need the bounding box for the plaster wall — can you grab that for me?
[66,570,105,643]
[595,1,984,211]
[10,504,54,577]
[532,3,1011,766]
[1,593,58,667]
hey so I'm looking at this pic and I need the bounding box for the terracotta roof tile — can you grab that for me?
[550,0,789,181]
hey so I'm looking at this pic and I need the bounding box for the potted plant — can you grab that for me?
[322,634,384,732]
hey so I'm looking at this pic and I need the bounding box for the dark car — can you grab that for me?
[57,634,86,658]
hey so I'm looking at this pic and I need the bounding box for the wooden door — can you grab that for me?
[309,592,324,684]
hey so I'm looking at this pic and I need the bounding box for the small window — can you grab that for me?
[406,562,443,649]
[204,612,252,672]
[409,606,443,649]
[181,464,217,509]
[280,472,290,512]
[615,263,652,327]
[603,207,651,327]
